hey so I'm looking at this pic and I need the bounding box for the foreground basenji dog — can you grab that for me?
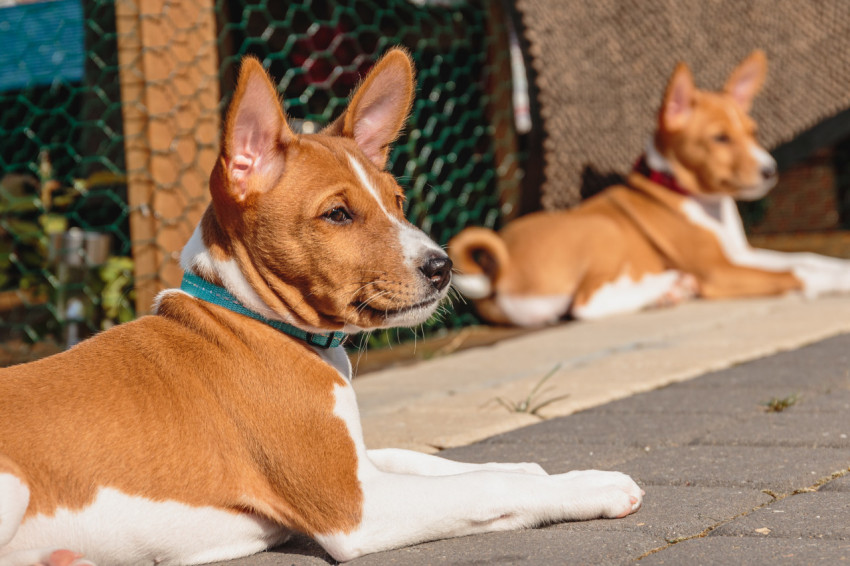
[0,49,643,566]
[449,50,850,326]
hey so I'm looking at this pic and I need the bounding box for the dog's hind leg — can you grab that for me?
[0,457,29,549]
[0,458,92,566]
[571,270,684,320]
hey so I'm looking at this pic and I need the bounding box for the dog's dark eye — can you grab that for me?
[395,194,405,212]
[713,133,731,144]
[323,206,353,225]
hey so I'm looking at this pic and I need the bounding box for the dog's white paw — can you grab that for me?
[654,272,699,307]
[560,469,644,519]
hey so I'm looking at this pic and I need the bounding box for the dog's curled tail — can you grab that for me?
[447,227,510,299]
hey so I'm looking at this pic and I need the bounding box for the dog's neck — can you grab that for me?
[177,219,348,336]
[639,138,725,222]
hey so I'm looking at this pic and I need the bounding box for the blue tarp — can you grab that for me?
[0,0,84,91]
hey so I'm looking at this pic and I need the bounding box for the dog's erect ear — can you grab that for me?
[322,48,414,169]
[724,50,767,113]
[659,62,695,132]
[220,57,293,201]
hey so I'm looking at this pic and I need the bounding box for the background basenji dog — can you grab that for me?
[0,48,643,566]
[450,50,850,327]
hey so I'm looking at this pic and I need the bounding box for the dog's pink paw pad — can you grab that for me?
[43,550,94,566]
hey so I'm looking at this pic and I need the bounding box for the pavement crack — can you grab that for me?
[635,467,850,561]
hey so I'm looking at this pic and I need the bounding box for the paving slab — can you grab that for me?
[711,491,850,539]
[443,440,647,474]
[552,486,773,541]
[822,474,850,492]
[475,406,734,448]
[349,529,663,566]
[621,445,850,493]
[694,411,850,448]
[639,538,850,565]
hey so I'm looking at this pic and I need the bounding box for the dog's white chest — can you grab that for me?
[5,487,288,566]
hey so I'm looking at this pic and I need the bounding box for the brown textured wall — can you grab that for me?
[515,0,850,209]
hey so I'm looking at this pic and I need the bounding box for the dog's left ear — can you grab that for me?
[724,50,767,113]
[323,48,415,169]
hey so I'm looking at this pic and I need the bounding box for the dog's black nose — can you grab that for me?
[761,163,777,180]
[420,255,452,291]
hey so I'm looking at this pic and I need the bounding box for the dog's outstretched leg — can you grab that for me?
[367,448,547,476]
[315,466,642,562]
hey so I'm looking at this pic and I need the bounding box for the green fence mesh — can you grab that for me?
[0,0,133,364]
[0,0,525,364]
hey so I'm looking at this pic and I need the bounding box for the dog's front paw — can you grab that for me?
[654,272,699,307]
[561,470,644,519]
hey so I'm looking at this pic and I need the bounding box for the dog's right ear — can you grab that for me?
[218,57,294,203]
[659,62,695,132]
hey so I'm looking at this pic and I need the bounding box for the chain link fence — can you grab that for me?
[1,0,529,363]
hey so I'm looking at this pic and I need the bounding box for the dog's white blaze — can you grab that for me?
[496,294,571,327]
[347,153,443,269]
[452,273,492,299]
[3,488,286,566]
[572,270,681,320]
[0,473,29,546]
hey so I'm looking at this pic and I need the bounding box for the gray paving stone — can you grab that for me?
[598,381,781,417]
[620,445,850,493]
[640,537,850,565]
[349,529,662,566]
[554,485,772,542]
[712,491,850,540]
[218,535,330,565]
[442,441,647,474]
[802,387,850,412]
[821,473,850,492]
[467,409,730,449]
[694,411,850,448]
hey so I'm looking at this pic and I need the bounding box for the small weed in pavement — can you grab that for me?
[762,393,800,413]
[494,363,569,418]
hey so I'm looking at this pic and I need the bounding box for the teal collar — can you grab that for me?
[180,272,346,349]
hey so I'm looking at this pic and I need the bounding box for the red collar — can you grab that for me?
[632,155,691,196]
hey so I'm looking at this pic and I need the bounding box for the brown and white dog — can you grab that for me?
[449,50,850,326]
[0,49,643,566]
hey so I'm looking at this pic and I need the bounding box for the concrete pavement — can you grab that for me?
[215,295,850,565]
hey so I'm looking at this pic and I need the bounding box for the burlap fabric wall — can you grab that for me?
[515,0,850,209]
